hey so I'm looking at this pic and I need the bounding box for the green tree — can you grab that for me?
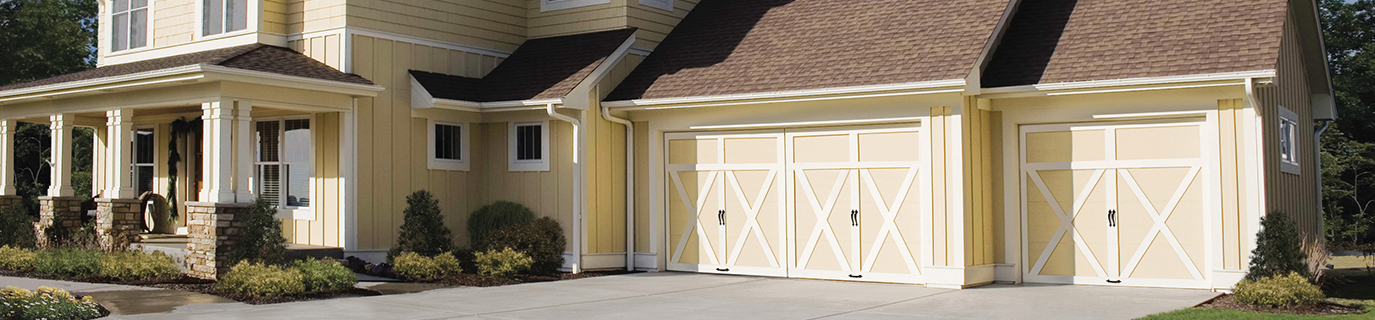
[388,190,456,262]
[227,198,289,265]
[1247,212,1310,281]
[0,0,98,85]
[1320,0,1375,247]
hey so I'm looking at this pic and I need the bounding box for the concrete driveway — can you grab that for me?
[110,273,1217,320]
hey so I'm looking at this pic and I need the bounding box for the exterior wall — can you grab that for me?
[348,0,527,52]
[527,0,624,41]
[263,0,289,34]
[288,34,346,71]
[959,98,996,268]
[1255,12,1322,247]
[290,0,347,34]
[280,112,346,247]
[470,117,578,251]
[585,100,628,255]
[1217,98,1252,271]
[153,0,196,47]
[624,0,695,51]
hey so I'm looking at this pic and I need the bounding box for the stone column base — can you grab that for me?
[96,198,143,251]
[37,196,83,248]
[185,202,250,280]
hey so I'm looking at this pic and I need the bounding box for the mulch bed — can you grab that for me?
[147,283,383,305]
[432,270,634,287]
[1196,294,1366,316]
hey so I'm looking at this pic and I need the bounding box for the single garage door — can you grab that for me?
[665,124,924,284]
[1020,120,1211,288]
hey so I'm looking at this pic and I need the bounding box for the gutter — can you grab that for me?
[601,105,635,271]
[546,103,584,273]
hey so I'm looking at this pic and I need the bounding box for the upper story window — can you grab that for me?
[427,120,470,171]
[112,0,148,52]
[541,0,610,12]
[1278,106,1300,175]
[203,0,248,36]
[509,121,550,171]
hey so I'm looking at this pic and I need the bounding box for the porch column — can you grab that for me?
[48,114,73,197]
[105,109,134,198]
[202,100,235,203]
[233,102,253,202]
[0,120,16,196]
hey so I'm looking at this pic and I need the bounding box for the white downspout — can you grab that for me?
[547,103,583,273]
[601,105,635,271]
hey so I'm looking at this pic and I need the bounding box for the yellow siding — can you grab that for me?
[1218,98,1249,270]
[152,0,195,47]
[287,34,345,71]
[989,111,1005,264]
[290,0,347,34]
[263,0,289,34]
[347,0,526,52]
[527,0,626,40]
[282,113,344,247]
[585,98,628,254]
[633,121,649,252]
[625,0,697,51]
[960,97,994,267]
[1257,12,1323,248]
[469,120,577,250]
[929,106,949,266]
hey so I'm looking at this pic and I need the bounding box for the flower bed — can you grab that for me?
[0,286,107,320]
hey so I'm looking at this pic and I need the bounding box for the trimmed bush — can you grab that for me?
[467,201,536,249]
[474,247,533,278]
[98,251,180,281]
[1246,212,1308,281]
[393,252,462,281]
[1234,272,1324,308]
[477,217,566,274]
[0,204,34,249]
[293,258,358,293]
[388,190,456,262]
[0,286,105,320]
[33,248,102,277]
[0,246,35,271]
[218,261,306,297]
[227,198,289,266]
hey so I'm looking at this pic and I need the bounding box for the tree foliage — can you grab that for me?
[388,190,456,262]
[0,0,97,85]
[1320,0,1375,248]
[227,198,289,266]
[1248,212,1310,281]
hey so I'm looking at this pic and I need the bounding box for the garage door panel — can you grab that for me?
[793,134,851,163]
[1166,175,1207,275]
[667,170,722,266]
[669,139,718,164]
[1026,130,1105,163]
[724,170,783,269]
[1115,126,1200,161]
[1128,234,1194,280]
[725,138,779,164]
[794,169,856,272]
[859,131,921,162]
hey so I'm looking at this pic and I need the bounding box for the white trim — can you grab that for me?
[426,119,470,171]
[342,100,359,250]
[193,0,258,40]
[0,64,382,105]
[102,32,285,66]
[604,79,966,109]
[983,70,1278,93]
[639,0,672,12]
[1278,106,1300,175]
[108,0,153,53]
[255,116,316,220]
[346,27,512,58]
[201,64,384,95]
[628,48,652,56]
[1092,110,1212,120]
[541,0,610,12]
[508,121,551,172]
[688,117,925,131]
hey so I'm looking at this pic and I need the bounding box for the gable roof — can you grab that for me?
[605,0,1012,102]
[411,28,636,102]
[0,44,373,93]
[981,0,1288,88]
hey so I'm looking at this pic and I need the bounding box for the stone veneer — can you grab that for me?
[37,196,82,247]
[185,202,249,280]
[96,198,143,251]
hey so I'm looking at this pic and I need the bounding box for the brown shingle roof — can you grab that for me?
[606,0,1011,101]
[411,28,636,102]
[0,44,373,92]
[982,0,1287,88]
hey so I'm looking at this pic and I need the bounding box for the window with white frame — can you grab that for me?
[132,128,155,195]
[1279,106,1300,175]
[255,118,312,214]
[640,0,672,11]
[427,120,469,171]
[541,0,610,12]
[112,0,149,52]
[203,0,247,36]
[509,121,549,171]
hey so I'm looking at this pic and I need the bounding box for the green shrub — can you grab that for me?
[467,201,536,249]
[477,217,566,274]
[227,198,289,266]
[32,248,102,277]
[293,258,357,293]
[474,247,533,278]
[98,251,180,281]
[393,252,462,281]
[0,246,35,271]
[0,286,105,320]
[218,261,306,297]
[0,204,35,250]
[1246,212,1308,281]
[387,190,456,262]
[1233,272,1325,308]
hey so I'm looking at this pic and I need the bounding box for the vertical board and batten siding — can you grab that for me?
[471,119,578,251]
[1255,13,1322,246]
[290,0,347,34]
[928,106,952,267]
[633,121,650,252]
[625,0,696,51]
[583,103,627,254]
[527,0,625,40]
[989,111,1005,264]
[348,0,527,52]
[279,113,344,246]
[288,35,346,71]
[960,98,995,267]
[1217,98,1252,271]
[152,0,195,47]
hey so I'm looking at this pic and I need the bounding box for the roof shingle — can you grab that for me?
[411,28,636,102]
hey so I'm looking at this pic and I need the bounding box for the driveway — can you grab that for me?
[107,273,1217,320]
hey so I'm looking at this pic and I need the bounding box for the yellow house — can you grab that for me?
[0,0,1331,290]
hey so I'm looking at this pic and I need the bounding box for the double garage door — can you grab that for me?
[665,124,925,284]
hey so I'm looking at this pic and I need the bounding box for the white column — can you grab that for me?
[91,124,106,199]
[48,114,74,197]
[202,100,235,203]
[0,120,16,196]
[233,101,253,202]
[106,109,135,199]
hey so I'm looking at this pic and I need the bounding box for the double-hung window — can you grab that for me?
[427,120,469,171]
[1278,106,1300,175]
[508,121,549,171]
[132,128,155,195]
[541,0,610,11]
[112,0,148,52]
[203,0,247,36]
[255,118,312,218]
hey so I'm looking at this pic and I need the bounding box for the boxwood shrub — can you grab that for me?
[393,252,462,281]
[0,246,35,271]
[1234,272,1325,308]
[32,248,102,277]
[293,258,358,293]
[388,190,456,262]
[98,251,180,281]
[467,201,536,249]
[477,217,566,274]
[474,247,532,278]
[218,261,306,297]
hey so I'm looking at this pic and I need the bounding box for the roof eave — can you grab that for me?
[978,70,1277,98]
[603,79,968,110]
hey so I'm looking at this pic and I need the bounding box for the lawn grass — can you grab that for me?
[1140,268,1375,319]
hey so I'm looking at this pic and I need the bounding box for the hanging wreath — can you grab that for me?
[166,117,201,222]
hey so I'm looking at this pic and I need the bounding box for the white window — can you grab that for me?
[202,0,247,36]
[112,0,148,52]
[1278,106,1300,175]
[541,0,610,12]
[255,118,313,219]
[509,121,550,171]
[640,0,672,12]
[427,120,469,171]
[132,127,155,195]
